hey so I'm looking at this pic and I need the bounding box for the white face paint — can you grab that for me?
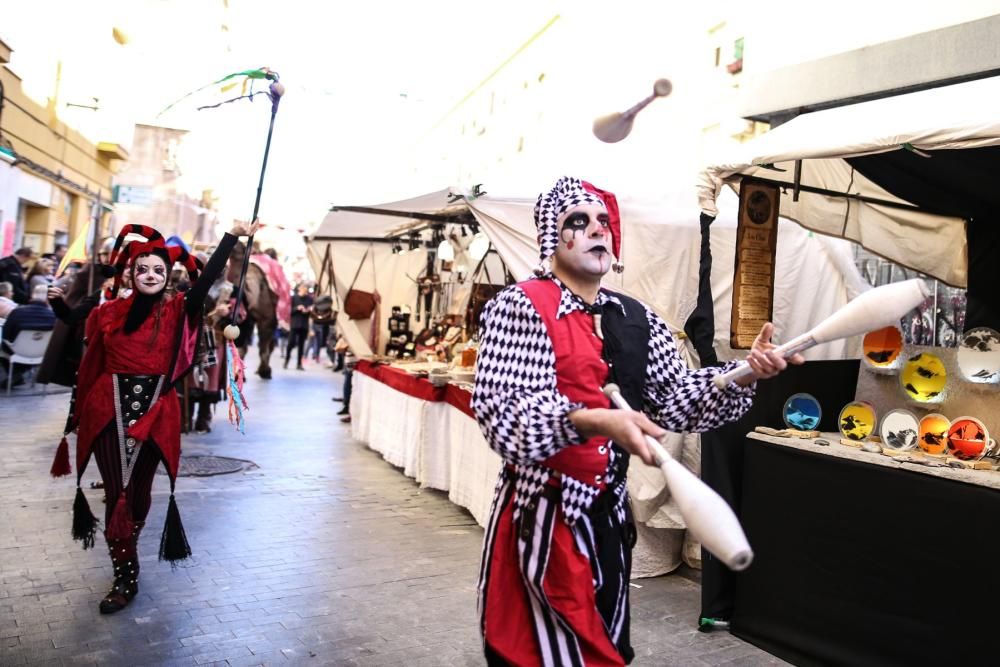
[552,203,613,279]
[132,254,167,296]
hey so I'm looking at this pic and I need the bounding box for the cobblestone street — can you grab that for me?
[0,357,786,666]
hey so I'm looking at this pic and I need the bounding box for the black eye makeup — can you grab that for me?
[135,263,166,277]
[562,211,591,231]
[561,211,609,231]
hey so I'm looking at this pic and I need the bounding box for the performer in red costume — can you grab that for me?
[472,177,800,665]
[54,219,258,614]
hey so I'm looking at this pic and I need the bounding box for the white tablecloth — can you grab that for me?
[352,371,502,527]
[351,371,690,576]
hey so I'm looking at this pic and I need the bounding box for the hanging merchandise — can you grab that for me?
[344,245,379,320]
[313,243,341,320]
[465,251,514,335]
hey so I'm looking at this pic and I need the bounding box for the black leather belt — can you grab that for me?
[117,374,161,429]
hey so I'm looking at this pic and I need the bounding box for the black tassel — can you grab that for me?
[71,486,98,550]
[159,494,191,564]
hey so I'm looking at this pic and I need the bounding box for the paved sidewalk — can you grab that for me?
[0,356,786,666]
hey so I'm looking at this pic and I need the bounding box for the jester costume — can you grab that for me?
[472,178,755,665]
[54,224,241,614]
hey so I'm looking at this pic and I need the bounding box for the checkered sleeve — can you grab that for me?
[471,286,586,464]
[642,306,755,432]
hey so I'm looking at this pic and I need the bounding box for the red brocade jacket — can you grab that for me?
[73,294,201,481]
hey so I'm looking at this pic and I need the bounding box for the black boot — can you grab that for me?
[194,399,212,433]
[99,521,143,614]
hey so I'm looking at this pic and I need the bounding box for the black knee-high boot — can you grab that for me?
[99,521,144,614]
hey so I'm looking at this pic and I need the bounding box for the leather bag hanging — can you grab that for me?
[466,251,512,332]
[344,246,378,320]
[313,243,341,322]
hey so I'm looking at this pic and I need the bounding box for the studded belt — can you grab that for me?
[112,374,165,487]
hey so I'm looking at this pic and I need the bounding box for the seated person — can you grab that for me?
[1,284,56,385]
[3,284,56,345]
[0,281,16,318]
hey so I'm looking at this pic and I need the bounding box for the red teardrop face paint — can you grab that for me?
[554,204,613,279]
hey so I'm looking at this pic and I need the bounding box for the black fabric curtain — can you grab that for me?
[735,439,1000,666]
[700,360,860,622]
[847,145,1000,331]
[683,213,721,367]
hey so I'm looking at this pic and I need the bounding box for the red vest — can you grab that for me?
[518,279,611,489]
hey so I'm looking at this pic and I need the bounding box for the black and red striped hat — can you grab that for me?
[108,224,202,296]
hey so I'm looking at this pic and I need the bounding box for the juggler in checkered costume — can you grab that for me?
[472,176,757,665]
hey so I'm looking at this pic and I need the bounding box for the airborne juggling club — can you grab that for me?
[602,384,755,571]
[715,278,929,389]
[592,78,672,143]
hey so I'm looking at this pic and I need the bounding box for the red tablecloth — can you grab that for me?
[355,360,474,416]
[445,384,475,420]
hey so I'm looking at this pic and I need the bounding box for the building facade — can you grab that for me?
[111,123,220,246]
[0,38,124,256]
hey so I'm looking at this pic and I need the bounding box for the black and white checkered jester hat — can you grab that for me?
[533,176,623,275]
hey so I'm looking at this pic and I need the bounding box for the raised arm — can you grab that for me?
[185,219,260,315]
[471,287,586,465]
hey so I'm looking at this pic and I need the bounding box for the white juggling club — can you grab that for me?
[592,79,672,143]
[602,384,754,571]
[714,278,929,389]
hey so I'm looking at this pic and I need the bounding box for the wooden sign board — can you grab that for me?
[731,179,780,349]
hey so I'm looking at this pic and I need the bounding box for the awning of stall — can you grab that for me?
[697,76,1000,292]
[311,188,473,242]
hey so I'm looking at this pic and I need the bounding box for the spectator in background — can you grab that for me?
[53,244,67,265]
[0,282,16,318]
[0,247,35,304]
[3,283,55,343]
[27,257,55,292]
[53,262,84,291]
[284,283,313,370]
[311,294,336,366]
[1,284,55,386]
[335,338,355,422]
[264,248,278,261]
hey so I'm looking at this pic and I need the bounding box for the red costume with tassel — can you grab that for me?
[57,222,247,614]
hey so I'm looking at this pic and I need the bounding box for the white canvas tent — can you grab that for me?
[308,187,869,361]
[307,186,869,575]
[697,76,1000,292]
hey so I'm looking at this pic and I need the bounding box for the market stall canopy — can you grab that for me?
[697,76,1000,292]
[308,187,868,361]
[312,189,471,241]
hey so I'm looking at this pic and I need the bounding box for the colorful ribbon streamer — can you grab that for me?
[226,339,249,434]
